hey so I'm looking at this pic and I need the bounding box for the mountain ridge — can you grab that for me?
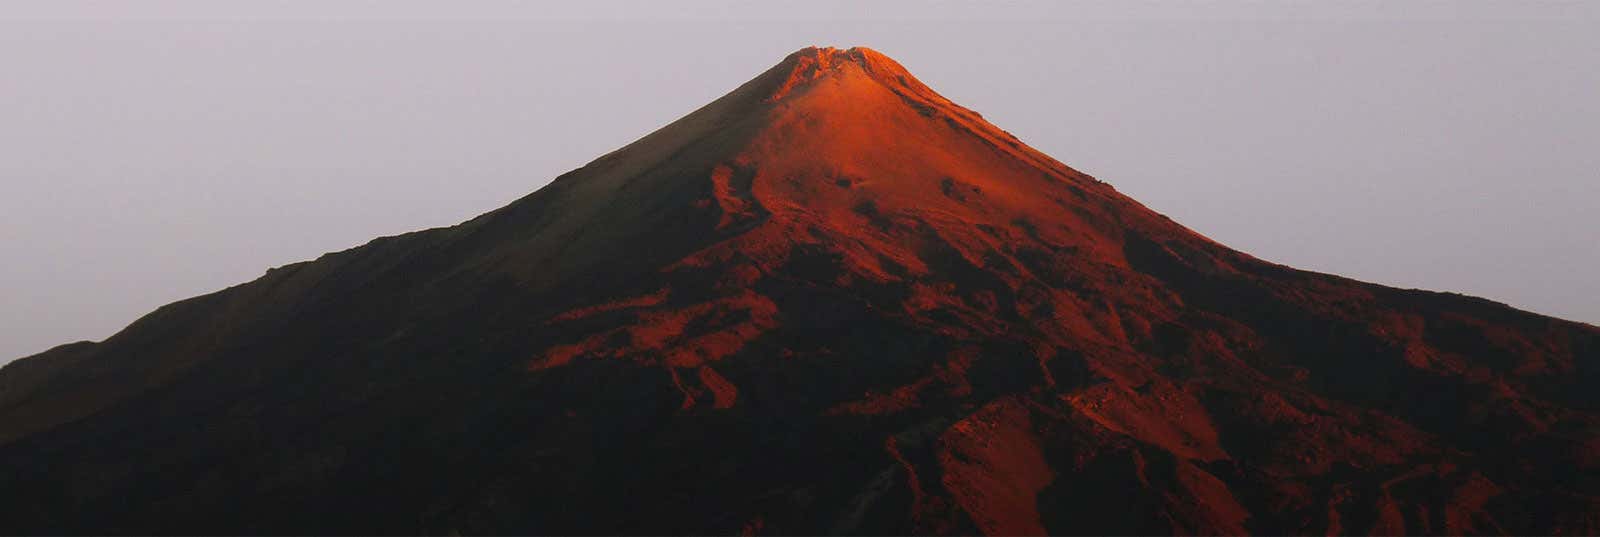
[1,46,1596,535]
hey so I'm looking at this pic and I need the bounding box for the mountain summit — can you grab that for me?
[1,47,1596,535]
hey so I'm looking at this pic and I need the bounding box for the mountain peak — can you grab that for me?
[764,45,916,102]
[786,45,895,69]
[3,45,1597,536]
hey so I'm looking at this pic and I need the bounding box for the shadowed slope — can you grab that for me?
[1,47,1597,535]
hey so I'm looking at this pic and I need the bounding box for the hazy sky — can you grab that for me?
[3,1,1597,362]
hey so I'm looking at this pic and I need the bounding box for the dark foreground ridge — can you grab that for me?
[2,46,1597,535]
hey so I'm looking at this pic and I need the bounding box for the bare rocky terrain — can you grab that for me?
[1,47,1596,535]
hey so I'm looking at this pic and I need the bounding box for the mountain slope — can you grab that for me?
[1,46,1597,535]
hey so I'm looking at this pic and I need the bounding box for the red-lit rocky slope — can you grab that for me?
[1,47,1597,535]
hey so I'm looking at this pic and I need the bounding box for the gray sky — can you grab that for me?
[3,1,1598,362]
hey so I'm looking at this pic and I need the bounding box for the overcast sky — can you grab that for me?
[3,1,1597,362]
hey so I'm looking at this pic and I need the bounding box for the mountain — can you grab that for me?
[1,46,1596,535]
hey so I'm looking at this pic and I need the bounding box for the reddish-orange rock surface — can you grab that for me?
[1,47,1596,535]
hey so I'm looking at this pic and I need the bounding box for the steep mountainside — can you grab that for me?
[1,47,1597,535]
